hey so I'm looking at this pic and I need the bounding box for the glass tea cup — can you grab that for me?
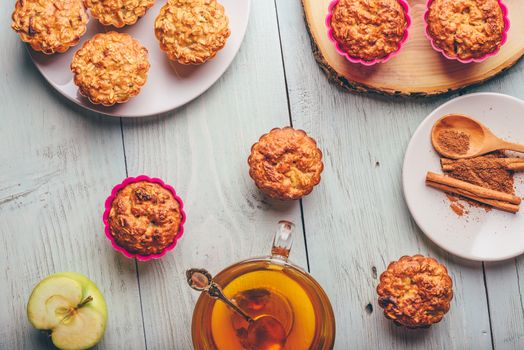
[191,221,336,350]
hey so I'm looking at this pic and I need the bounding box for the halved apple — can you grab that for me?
[27,272,107,350]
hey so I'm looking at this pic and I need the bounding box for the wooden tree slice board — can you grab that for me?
[303,0,524,96]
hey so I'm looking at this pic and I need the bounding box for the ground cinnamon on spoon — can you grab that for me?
[438,130,470,155]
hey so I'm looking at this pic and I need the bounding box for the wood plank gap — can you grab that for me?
[274,0,311,273]
[120,117,148,350]
[119,118,129,178]
[514,259,524,322]
[274,0,293,126]
[298,200,311,272]
[134,261,149,350]
[482,262,496,350]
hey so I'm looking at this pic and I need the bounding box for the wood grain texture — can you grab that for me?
[480,59,524,350]
[275,0,524,348]
[120,1,307,349]
[2,0,524,349]
[0,12,146,350]
[303,0,524,96]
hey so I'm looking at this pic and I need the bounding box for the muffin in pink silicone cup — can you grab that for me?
[103,176,185,261]
[424,0,509,63]
[326,0,410,66]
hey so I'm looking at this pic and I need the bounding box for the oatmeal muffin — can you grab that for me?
[329,0,408,62]
[84,0,155,27]
[154,0,230,65]
[248,127,324,200]
[70,32,150,106]
[377,255,453,328]
[108,181,183,256]
[11,0,89,54]
[426,0,506,61]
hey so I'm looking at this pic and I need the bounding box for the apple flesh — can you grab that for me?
[27,272,107,350]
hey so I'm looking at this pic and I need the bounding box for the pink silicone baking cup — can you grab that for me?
[103,175,186,262]
[326,0,411,66]
[424,0,510,63]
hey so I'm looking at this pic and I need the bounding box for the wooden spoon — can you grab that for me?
[431,114,524,159]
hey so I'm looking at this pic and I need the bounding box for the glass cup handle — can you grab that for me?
[271,220,295,260]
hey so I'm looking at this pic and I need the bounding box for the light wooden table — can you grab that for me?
[1,1,524,349]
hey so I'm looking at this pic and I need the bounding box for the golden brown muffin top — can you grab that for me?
[154,0,230,65]
[377,255,453,328]
[108,181,182,256]
[84,0,155,27]
[330,0,407,61]
[70,32,150,106]
[11,0,89,54]
[427,0,505,60]
[248,128,323,200]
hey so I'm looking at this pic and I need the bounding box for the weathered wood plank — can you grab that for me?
[120,1,307,349]
[274,0,513,348]
[2,0,523,348]
[481,60,524,350]
[0,17,146,350]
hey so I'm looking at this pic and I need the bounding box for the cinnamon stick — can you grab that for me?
[425,172,521,213]
[508,163,524,171]
[441,158,524,172]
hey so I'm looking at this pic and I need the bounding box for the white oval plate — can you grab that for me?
[27,0,251,117]
[403,93,524,261]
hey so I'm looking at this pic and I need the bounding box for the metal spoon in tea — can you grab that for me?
[431,114,524,159]
[187,268,287,350]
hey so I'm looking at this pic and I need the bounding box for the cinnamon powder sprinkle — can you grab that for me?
[446,194,467,216]
[450,202,465,216]
[444,153,515,195]
[438,130,470,155]
[443,152,515,213]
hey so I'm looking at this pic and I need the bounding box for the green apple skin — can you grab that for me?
[27,272,108,350]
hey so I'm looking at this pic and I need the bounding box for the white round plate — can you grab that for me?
[403,93,524,261]
[28,0,251,117]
